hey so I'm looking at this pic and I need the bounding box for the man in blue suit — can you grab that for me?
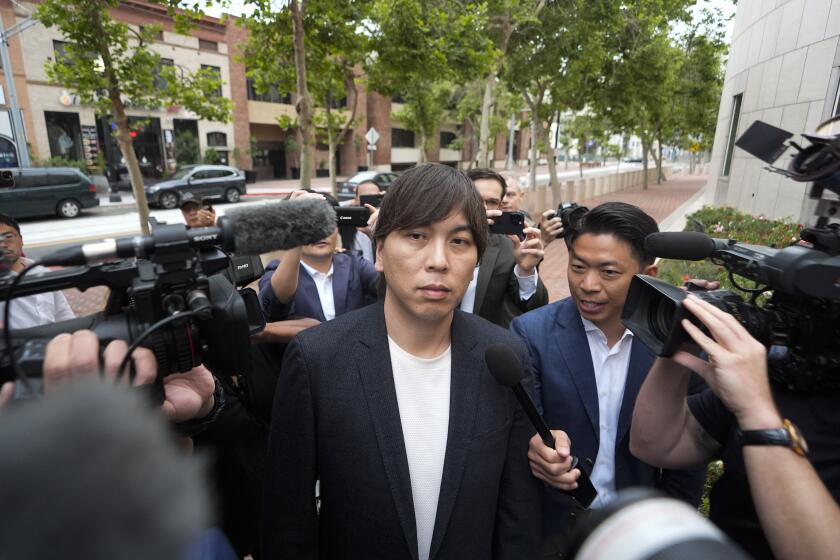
[510,202,705,554]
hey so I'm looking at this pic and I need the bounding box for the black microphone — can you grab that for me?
[644,232,731,261]
[485,343,597,509]
[38,198,337,267]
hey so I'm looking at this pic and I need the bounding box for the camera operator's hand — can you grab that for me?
[43,331,157,394]
[512,227,544,275]
[528,430,580,490]
[486,209,502,226]
[289,189,325,202]
[682,278,721,292]
[160,366,216,423]
[193,208,216,228]
[673,295,780,429]
[539,210,563,247]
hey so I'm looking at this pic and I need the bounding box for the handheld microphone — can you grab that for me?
[644,232,731,261]
[485,343,597,509]
[38,198,337,267]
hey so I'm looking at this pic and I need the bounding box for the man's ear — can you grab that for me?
[375,241,384,273]
[643,263,658,277]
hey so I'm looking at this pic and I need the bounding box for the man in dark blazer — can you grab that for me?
[509,202,705,553]
[465,168,548,328]
[261,164,542,559]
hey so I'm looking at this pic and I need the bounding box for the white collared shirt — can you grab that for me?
[0,258,75,329]
[459,264,538,314]
[300,261,335,321]
[580,317,634,508]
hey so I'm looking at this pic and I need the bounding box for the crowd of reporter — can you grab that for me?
[0,163,837,560]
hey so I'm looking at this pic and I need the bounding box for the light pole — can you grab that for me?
[0,16,36,167]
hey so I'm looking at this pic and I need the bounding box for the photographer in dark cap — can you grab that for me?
[631,293,840,560]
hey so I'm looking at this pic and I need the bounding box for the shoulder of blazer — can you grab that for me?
[295,302,384,352]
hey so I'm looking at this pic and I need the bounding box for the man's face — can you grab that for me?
[0,223,22,265]
[302,228,339,260]
[181,205,215,228]
[473,178,504,212]
[501,181,523,212]
[354,181,381,206]
[376,211,477,324]
[567,233,656,331]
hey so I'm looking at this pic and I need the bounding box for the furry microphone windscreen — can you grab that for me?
[224,198,338,255]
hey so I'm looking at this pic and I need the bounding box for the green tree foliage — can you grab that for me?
[174,131,200,166]
[368,0,495,162]
[241,0,371,191]
[36,0,231,234]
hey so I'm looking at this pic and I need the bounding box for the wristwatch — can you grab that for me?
[736,419,809,457]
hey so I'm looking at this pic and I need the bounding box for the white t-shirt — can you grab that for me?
[388,337,451,560]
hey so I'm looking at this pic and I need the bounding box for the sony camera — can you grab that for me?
[622,115,840,392]
[554,202,589,238]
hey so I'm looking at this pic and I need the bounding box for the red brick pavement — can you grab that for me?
[62,173,707,316]
[539,173,707,302]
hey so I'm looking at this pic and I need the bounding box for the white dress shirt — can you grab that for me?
[580,317,634,508]
[300,261,335,321]
[389,337,451,560]
[459,264,538,314]
[0,258,75,329]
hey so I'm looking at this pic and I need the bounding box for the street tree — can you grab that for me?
[368,0,495,163]
[36,0,231,234]
[241,0,371,192]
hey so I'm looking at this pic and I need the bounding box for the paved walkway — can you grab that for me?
[61,171,708,316]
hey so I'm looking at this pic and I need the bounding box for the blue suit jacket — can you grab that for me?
[258,252,379,322]
[510,298,706,531]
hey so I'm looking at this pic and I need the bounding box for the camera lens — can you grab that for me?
[648,298,676,342]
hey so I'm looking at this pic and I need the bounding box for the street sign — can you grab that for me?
[365,127,379,146]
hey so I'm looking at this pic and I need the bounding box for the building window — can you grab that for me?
[833,81,840,117]
[246,78,292,104]
[45,111,83,161]
[201,65,222,97]
[52,40,69,63]
[721,93,743,177]
[440,131,456,149]
[392,128,415,148]
[207,132,227,148]
[155,58,174,90]
[139,25,163,41]
[391,94,405,104]
[198,38,218,52]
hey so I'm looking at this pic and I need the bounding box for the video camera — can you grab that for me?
[622,115,840,392]
[0,217,266,388]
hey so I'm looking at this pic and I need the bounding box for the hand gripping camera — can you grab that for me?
[622,116,840,392]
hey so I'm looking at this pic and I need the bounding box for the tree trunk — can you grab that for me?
[655,127,664,184]
[290,0,314,189]
[113,101,150,235]
[641,134,650,190]
[538,120,558,195]
[564,147,569,170]
[528,117,537,192]
[326,102,337,197]
[477,73,495,168]
[578,136,584,178]
[418,130,427,163]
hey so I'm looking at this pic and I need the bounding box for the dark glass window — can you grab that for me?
[207,169,230,178]
[207,132,227,147]
[52,40,69,63]
[440,131,456,148]
[721,94,743,177]
[155,58,174,90]
[45,111,83,161]
[201,65,222,97]
[198,39,218,52]
[139,25,164,41]
[391,128,415,148]
[48,172,80,186]
[246,78,292,103]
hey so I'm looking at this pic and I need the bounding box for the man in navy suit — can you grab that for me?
[509,202,705,554]
[261,163,541,559]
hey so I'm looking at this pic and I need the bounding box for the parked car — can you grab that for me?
[0,167,99,219]
[145,165,247,209]
[337,171,399,201]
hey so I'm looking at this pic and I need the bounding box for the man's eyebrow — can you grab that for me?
[570,254,622,267]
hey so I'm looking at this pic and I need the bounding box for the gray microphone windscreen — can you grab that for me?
[224,198,337,255]
[485,343,526,387]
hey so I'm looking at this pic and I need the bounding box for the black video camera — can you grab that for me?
[622,115,840,392]
[554,202,588,238]
[0,218,265,388]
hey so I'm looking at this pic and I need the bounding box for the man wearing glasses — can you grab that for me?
[0,213,75,328]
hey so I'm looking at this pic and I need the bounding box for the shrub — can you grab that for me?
[34,156,88,175]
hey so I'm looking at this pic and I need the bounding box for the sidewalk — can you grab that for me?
[538,172,709,302]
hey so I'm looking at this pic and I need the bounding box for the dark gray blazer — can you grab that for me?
[261,302,542,559]
[475,234,549,329]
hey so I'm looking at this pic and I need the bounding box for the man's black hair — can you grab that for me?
[466,168,507,200]
[0,213,21,234]
[565,202,659,266]
[374,163,487,262]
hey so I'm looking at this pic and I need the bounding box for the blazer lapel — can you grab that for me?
[615,339,655,446]
[331,255,350,316]
[297,264,327,322]
[474,238,500,313]
[553,301,600,441]
[355,303,419,560]
[428,311,480,560]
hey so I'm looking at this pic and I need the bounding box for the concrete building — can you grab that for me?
[707,0,840,223]
[0,0,532,179]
